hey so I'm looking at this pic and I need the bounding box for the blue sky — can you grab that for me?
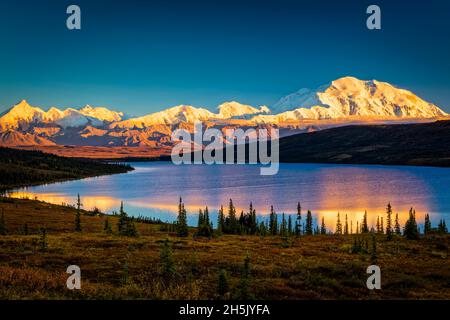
[0,0,449,116]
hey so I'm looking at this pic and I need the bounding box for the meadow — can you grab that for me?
[0,196,448,300]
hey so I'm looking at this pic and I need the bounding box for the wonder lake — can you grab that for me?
[9,162,450,230]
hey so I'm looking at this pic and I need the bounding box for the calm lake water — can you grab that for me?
[9,162,450,230]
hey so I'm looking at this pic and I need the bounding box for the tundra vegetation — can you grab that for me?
[0,196,448,299]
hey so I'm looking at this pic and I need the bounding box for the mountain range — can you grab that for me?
[0,77,447,149]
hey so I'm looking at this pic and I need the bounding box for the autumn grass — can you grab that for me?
[0,197,449,300]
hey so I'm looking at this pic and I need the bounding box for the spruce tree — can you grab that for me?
[196,207,213,238]
[217,269,230,298]
[394,213,401,235]
[376,216,381,234]
[257,221,267,237]
[280,213,287,237]
[74,194,82,232]
[320,217,326,234]
[269,206,278,236]
[335,212,342,235]
[236,254,253,300]
[227,199,238,234]
[75,210,82,232]
[217,205,225,235]
[438,220,448,234]
[424,213,432,235]
[344,214,349,235]
[295,202,302,236]
[176,198,189,237]
[287,215,292,236]
[386,203,393,239]
[404,208,419,240]
[159,238,175,284]
[125,218,139,237]
[305,210,313,235]
[117,201,127,233]
[361,211,369,233]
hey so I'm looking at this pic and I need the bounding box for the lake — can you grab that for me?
[9,162,450,231]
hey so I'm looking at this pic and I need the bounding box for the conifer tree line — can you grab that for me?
[174,199,448,239]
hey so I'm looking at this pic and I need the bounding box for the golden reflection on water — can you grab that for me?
[8,164,440,231]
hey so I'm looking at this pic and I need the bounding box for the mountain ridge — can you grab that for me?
[0,77,447,147]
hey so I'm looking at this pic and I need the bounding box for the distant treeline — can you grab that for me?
[173,199,448,240]
[0,147,133,190]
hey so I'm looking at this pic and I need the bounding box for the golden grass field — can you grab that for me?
[0,197,449,300]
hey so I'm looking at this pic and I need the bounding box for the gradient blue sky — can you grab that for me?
[0,0,449,116]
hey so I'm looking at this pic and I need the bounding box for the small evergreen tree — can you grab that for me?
[177,198,189,237]
[159,238,175,284]
[217,205,225,235]
[125,218,139,237]
[236,254,253,300]
[295,202,302,236]
[269,206,278,235]
[217,269,230,298]
[287,215,292,236]
[404,208,419,240]
[75,210,82,232]
[226,199,238,234]
[196,207,213,238]
[438,219,448,234]
[280,213,287,237]
[257,221,267,237]
[117,201,127,233]
[361,211,369,233]
[424,213,432,235]
[376,216,381,234]
[74,193,82,232]
[320,217,327,235]
[386,203,393,239]
[335,212,342,235]
[394,213,401,235]
[344,214,349,235]
[305,210,313,235]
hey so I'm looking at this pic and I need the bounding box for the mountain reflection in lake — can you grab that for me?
[10,162,450,231]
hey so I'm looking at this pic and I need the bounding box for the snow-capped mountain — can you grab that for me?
[0,100,123,130]
[111,105,217,129]
[217,101,270,119]
[111,102,270,129]
[256,77,446,123]
[0,77,447,147]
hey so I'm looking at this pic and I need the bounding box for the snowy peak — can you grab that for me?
[217,101,270,119]
[261,77,447,123]
[0,102,125,129]
[79,105,124,122]
[112,105,216,129]
[0,100,46,129]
